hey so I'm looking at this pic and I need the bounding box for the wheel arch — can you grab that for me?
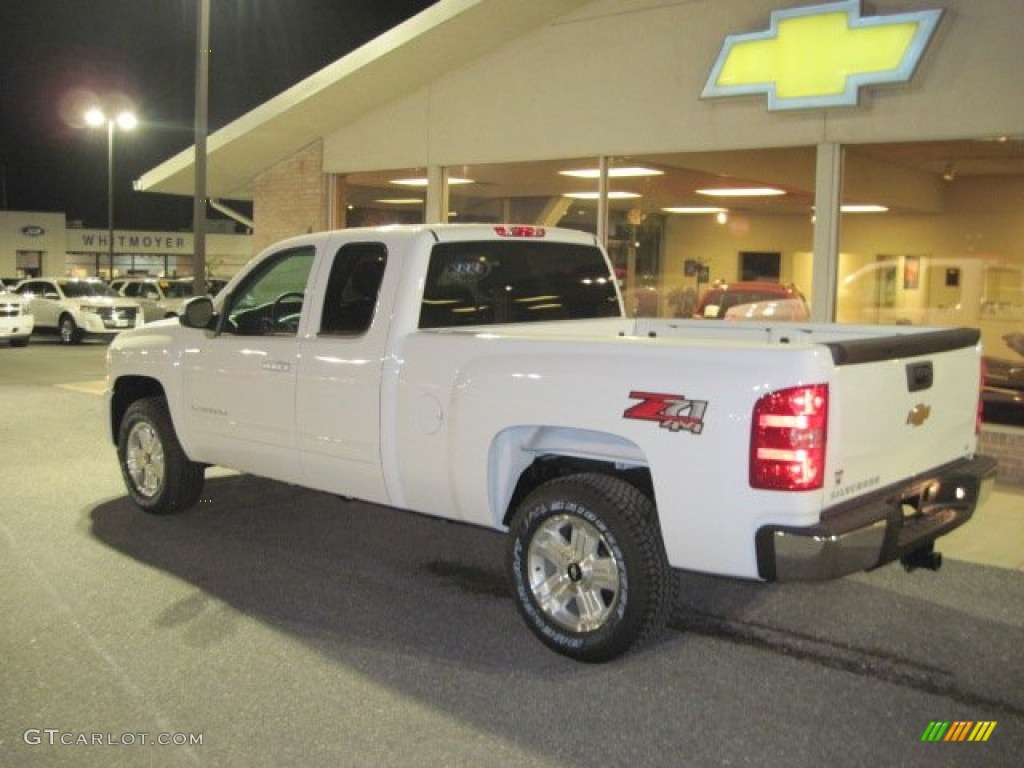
[109,376,167,444]
[490,426,655,528]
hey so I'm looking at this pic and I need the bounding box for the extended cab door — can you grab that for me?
[183,245,315,483]
[295,240,391,504]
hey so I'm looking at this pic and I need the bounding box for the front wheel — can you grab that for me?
[117,397,204,514]
[59,314,82,344]
[507,472,672,662]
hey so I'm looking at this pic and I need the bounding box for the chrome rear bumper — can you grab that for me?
[756,455,999,582]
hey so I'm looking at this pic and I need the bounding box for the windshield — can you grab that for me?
[419,240,620,329]
[59,281,119,298]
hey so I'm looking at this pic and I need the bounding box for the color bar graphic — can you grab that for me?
[921,721,997,742]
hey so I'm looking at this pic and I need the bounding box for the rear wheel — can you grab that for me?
[507,472,672,662]
[117,397,204,514]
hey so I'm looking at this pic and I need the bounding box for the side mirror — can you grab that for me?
[180,296,216,330]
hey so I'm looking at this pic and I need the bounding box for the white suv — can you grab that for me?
[15,278,142,344]
[110,277,197,323]
[0,287,34,347]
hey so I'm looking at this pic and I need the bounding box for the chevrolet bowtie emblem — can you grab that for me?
[906,404,932,427]
[702,0,943,111]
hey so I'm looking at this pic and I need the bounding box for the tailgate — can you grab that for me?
[824,328,982,505]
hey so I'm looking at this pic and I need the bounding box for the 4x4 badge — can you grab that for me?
[624,391,708,434]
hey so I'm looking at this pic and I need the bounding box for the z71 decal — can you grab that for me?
[624,391,708,434]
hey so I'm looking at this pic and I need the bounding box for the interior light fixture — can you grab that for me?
[374,198,424,205]
[662,206,728,214]
[390,177,473,186]
[696,187,785,197]
[559,167,664,178]
[840,204,889,213]
[563,191,642,200]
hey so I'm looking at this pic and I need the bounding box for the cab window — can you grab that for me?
[319,242,387,336]
[419,240,619,328]
[223,246,315,336]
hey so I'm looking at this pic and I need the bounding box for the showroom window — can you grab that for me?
[445,158,669,314]
[838,139,1024,424]
[341,168,430,227]
[444,150,816,318]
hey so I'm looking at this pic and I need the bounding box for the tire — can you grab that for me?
[10,337,29,347]
[59,314,82,345]
[507,472,672,662]
[117,397,204,514]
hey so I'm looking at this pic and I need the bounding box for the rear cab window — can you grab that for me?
[419,240,619,329]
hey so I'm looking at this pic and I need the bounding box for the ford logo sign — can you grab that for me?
[21,225,45,237]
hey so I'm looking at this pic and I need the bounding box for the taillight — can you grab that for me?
[494,225,545,238]
[750,384,828,491]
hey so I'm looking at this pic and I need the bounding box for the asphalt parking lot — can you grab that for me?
[2,337,1022,767]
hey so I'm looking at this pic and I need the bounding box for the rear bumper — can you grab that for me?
[756,455,999,581]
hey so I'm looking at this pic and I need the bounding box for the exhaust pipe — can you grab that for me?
[902,544,943,572]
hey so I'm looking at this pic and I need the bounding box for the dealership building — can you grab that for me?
[124,0,1024,479]
[0,210,252,283]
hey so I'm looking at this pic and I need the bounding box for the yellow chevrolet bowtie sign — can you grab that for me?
[702,0,943,111]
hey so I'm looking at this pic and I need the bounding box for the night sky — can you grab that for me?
[0,1,437,231]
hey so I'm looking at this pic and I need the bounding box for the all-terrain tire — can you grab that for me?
[507,472,672,662]
[117,396,204,514]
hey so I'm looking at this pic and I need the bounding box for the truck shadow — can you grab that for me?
[90,474,568,671]
[89,473,1024,758]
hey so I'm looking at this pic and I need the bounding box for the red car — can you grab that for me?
[694,281,810,321]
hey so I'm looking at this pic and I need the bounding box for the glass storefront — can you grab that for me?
[839,140,1024,424]
[343,168,431,228]
[337,140,1023,424]
[356,150,818,319]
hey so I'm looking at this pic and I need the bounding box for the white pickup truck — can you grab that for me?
[106,224,996,661]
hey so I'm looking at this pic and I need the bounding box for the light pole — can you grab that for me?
[85,107,137,278]
[194,0,210,295]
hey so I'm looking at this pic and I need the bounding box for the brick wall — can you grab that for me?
[251,141,327,254]
[980,425,1024,486]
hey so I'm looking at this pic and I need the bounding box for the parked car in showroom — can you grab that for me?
[982,333,1024,426]
[694,281,810,321]
[110,277,198,323]
[0,285,34,347]
[15,277,142,344]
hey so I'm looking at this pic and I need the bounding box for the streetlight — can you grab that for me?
[85,107,137,278]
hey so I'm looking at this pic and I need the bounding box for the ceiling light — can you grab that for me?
[562,191,642,200]
[841,204,889,213]
[559,167,664,178]
[390,177,473,186]
[662,206,728,214]
[696,187,786,197]
[374,198,424,205]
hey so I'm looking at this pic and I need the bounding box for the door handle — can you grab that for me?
[261,361,292,373]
